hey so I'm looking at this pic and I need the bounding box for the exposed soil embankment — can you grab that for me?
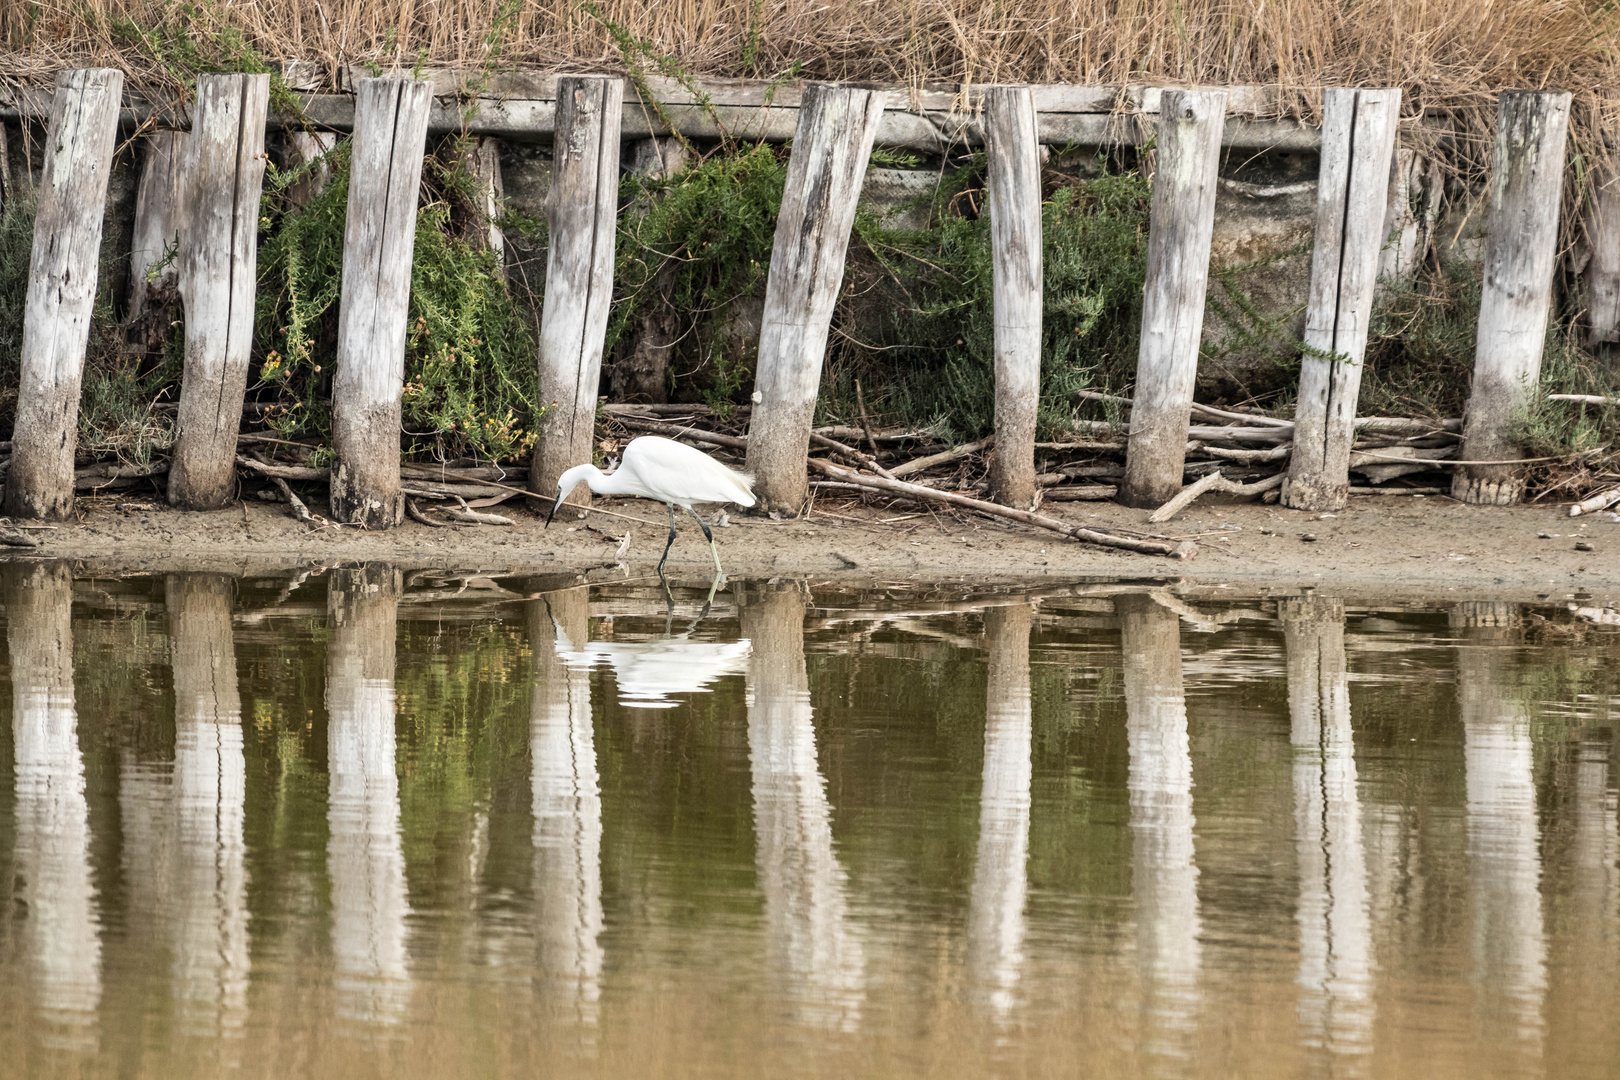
[12,492,1620,605]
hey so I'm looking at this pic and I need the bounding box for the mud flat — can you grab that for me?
[7,492,1616,607]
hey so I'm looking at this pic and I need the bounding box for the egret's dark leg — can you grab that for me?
[657,502,678,577]
[683,505,724,577]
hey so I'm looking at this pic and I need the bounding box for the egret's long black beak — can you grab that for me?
[545,494,563,527]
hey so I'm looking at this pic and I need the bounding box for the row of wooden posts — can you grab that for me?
[2,69,1574,526]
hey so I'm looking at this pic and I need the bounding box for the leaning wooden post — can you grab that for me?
[1453,91,1572,506]
[529,77,624,514]
[745,84,885,514]
[168,74,270,511]
[331,78,433,528]
[3,69,124,522]
[985,86,1043,510]
[1118,89,1226,509]
[1281,88,1401,512]
[128,130,188,325]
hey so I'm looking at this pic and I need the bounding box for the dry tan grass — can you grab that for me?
[0,0,1614,106]
[1,0,1616,212]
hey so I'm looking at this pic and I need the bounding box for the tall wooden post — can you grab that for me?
[128,131,188,325]
[1119,89,1227,509]
[1453,91,1572,506]
[530,77,624,513]
[331,78,433,529]
[3,69,124,522]
[985,87,1044,510]
[745,84,885,515]
[168,74,270,511]
[1282,88,1401,512]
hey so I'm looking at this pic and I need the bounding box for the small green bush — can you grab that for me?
[831,161,1151,441]
[255,139,542,462]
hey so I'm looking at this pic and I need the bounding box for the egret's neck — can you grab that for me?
[558,463,612,503]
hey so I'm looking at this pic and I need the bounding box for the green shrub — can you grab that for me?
[255,139,542,462]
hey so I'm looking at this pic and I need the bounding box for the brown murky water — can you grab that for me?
[0,564,1617,1079]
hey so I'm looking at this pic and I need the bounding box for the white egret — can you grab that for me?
[547,435,756,576]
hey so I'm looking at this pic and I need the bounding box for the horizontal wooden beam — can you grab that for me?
[0,70,1320,151]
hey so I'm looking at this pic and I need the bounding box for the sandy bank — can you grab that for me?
[5,489,1615,607]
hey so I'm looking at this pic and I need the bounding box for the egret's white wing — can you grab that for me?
[620,437,756,507]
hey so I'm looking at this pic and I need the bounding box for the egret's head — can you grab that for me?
[547,463,597,527]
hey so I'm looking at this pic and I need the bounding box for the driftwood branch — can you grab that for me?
[269,476,316,524]
[808,458,1196,558]
[889,437,994,478]
[1569,485,1620,516]
[405,497,446,527]
[1148,469,1286,523]
[809,431,897,479]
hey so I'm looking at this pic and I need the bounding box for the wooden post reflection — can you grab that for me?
[166,574,250,1039]
[4,561,101,1050]
[326,567,411,1025]
[529,588,603,1023]
[741,584,865,1031]
[1452,602,1545,1067]
[1117,595,1201,1067]
[967,602,1032,1021]
[1281,596,1373,1066]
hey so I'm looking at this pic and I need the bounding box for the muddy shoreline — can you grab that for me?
[6,489,1615,607]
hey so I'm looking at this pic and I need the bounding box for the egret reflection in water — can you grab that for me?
[554,590,751,708]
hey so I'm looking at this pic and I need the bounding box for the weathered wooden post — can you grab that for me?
[128,131,188,325]
[3,69,124,522]
[985,87,1044,510]
[286,130,339,208]
[330,78,433,528]
[168,74,270,511]
[1282,88,1401,512]
[1582,165,1620,349]
[745,84,885,514]
[464,136,506,266]
[1119,89,1227,509]
[529,77,624,514]
[1453,91,1572,505]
